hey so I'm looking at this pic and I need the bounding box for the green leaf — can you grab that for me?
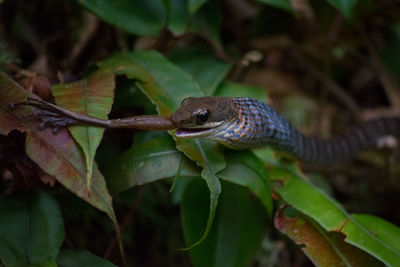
[79,0,167,36]
[326,0,358,21]
[188,0,208,13]
[166,0,190,35]
[169,47,233,96]
[99,51,202,115]
[0,190,64,266]
[99,50,226,246]
[275,206,383,266]
[215,81,268,101]
[52,68,115,196]
[269,165,400,266]
[195,159,222,248]
[256,0,294,13]
[182,179,268,267]
[57,250,116,267]
[217,150,272,218]
[351,214,400,253]
[173,139,225,249]
[189,1,223,54]
[380,24,400,80]
[105,133,200,195]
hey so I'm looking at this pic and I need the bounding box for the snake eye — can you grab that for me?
[194,110,210,125]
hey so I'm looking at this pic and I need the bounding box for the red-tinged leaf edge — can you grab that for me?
[275,206,383,266]
[52,68,115,197]
[0,72,125,263]
[0,72,36,135]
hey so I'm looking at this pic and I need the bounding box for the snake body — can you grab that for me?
[172,97,400,164]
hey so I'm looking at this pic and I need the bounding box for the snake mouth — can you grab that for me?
[174,121,229,138]
[175,127,215,138]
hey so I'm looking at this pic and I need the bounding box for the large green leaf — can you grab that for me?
[99,51,201,114]
[52,68,115,196]
[179,138,224,248]
[182,179,268,267]
[57,250,116,267]
[380,24,400,80]
[326,0,358,21]
[79,0,166,36]
[189,1,224,55]
[105,133,200,195]
[215,81,267,101]
[275,206,383,266]
[268,163,400,266]
[351,214,400,253]
[99,50,226,246]
[188,0,208,13]
[169,47,233,96]
[256,0,294,13]
[0,190,64,267]
[166,0,190,35]
[217,150,272,218]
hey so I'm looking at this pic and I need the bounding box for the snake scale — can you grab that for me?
[171,96,400,164]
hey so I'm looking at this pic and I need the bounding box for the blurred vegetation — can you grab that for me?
[1,0,400,266]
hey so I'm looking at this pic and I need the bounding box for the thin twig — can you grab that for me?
[359,107,400,120]
[104,188,145,259]
[230,50,263,81]
[290,0,315,22]
[358,24,400,108]
[289,50,360,113]
[66,13,99,66]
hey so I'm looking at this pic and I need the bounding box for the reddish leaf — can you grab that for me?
[18,74,52,101]
[0,72,33,135]
[268,163,400,265]
[25,128,115,217]
[0,72,117,220]
[275,206,383,266]
[35,165,57,187]
[52,68,115,196]
[52,69,114,117]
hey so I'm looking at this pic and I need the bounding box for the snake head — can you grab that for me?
[172,96,237,138]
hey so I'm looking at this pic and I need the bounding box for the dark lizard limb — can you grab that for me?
[12,97,175,131]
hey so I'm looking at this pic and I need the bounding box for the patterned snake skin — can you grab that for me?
[206,98,400,164]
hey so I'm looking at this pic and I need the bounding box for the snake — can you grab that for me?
[19,96,400,164]
[171,96,400,164]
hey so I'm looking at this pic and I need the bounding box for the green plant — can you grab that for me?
[1,0,400,266]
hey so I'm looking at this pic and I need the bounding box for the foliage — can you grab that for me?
[1,0,400,266]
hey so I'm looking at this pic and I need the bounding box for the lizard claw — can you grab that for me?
[14,97,79,130]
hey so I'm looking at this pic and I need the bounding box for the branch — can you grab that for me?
[289,50,360,113]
